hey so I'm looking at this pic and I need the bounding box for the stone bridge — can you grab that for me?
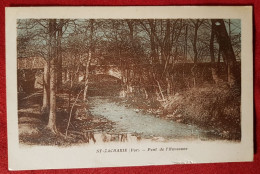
[17,57,124,91]
[18,57,123,80]
[17,57,239,92]
[89,65,122,80]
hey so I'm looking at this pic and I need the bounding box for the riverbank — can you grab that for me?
[121,84,241,141]
[18,92,115,146]
[18,83,240,146]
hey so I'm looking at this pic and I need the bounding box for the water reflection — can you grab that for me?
[81,131,142,143]
[79,129,221,144]
[83,131,96,143]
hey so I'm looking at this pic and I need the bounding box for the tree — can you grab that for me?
[42,56,50,113]
[209,21,222,84]
[17,19,51,113]
[46,19,58,133]
[190,19,204,87]
[83,19,95,101]
[17,18,241,138]
[56,19,64,90]
[211,19,238,87]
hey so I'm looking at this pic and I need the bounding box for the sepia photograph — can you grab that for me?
[6,6,253,170]
[17,18,242,145]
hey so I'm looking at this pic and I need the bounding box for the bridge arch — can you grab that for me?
[90,65,122,80]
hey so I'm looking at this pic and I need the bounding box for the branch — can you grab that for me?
[65,89,83,138]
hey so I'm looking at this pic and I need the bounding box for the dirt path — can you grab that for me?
[89,96,212,141]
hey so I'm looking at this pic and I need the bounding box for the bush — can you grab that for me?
[163,84,241,140]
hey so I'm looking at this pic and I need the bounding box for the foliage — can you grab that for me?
[163,84,241,140]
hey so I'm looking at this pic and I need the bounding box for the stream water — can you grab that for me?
[88,96,214,142]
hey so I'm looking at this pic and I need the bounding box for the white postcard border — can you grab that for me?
[6,6,253,170]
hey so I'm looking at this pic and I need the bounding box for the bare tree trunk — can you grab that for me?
[66,89,83,138]
[193,23,199,64]
[210,23,215,64]
[68,70,73,109]
[83,57,91,101]
[126,20,134,48]
[192,22,199,87]
[47,19,58,134]
[47,58,58,133]
[42,60,50,113]
[211,19,238,87]
[162,19,171,73]
[210,22,221,84]
[166,76,171,96]
[57,19,64,91]
[148,20,158,64]
[228,19,231,37]
[83,19,94,101]
[185,25,188,60]
[126,20,135,97]
[126,69,132,94]
[156,79,165,101]
[64,68,67,82]
[191,19,204,87]
[218,45,221,64]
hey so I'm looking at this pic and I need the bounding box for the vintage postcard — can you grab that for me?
[6,6,253,170]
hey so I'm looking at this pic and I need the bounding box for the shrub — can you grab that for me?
[163,84,241,140]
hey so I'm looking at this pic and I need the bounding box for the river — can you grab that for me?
[88,96,214,142]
